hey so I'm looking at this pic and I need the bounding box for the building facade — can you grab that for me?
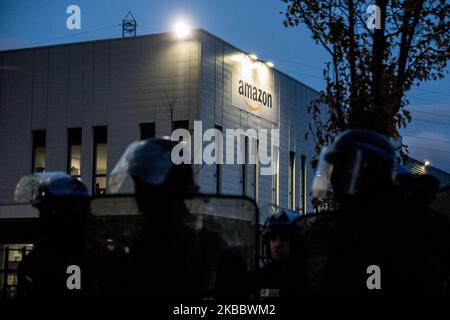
[0,29,319,220]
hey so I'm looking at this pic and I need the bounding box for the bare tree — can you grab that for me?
[165,90,178,135]
[164,90,204,177]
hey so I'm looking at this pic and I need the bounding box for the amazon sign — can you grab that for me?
[231,54,278,123]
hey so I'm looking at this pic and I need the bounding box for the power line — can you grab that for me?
[403,134,450,144]
[415,87,450,98]
[259,54,323,71]
[411,117,450,126]
[286,70,325,80]
[408,95,448,105]
[408,146,450,155]
[408,108,450,119]
[28,24,120,47]
[136,24,161,34]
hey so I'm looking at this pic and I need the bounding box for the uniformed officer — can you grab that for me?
[15,172,91,299]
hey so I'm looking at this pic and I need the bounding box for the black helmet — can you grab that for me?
[263,208,300,240]
[262,208,300,261]
[14,172,91,210]
[109,138,197,196]
[312,129,396,200]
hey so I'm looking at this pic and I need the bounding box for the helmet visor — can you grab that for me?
[14,172,88,203]
[108,140,177,193]
[312,146,364,199]
[14,174,40,202]
[108,141,144,194]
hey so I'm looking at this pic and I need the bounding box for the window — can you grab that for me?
[93,126,107,195]
[272,147,279,206]
[67,128,82,178]
[273,172,279,206]
[301,155,307,213]
[242,136,248,196]
[254,140,259,203]
[32,130,46,173]
[243,133,258,199]
[215,125,222,195]
[140,122,155,140]
[172,120,189,132]
[0,244,33,299]
[289,151,296,210]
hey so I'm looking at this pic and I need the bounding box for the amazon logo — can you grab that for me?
[238,80,273,112]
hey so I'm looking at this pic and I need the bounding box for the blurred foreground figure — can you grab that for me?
[109,138,238,299]
[396,165,440,210]
[395,167,450,296]
[15,172,91,299]
[255,208,308,299]
[308,129,450,297]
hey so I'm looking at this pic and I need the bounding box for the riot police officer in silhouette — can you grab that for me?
[109,138,233,300]
[15,172,91,299]
[307,129,429,296]
[395,166,450,296]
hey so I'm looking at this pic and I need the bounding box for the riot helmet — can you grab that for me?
[109,138,197,196]
[14,172,91,212]
[15,172,91,238]
[108,137,198,217]
[263,208,300,261]
[312,129,396,202]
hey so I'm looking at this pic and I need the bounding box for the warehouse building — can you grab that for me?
[0,28,319,221]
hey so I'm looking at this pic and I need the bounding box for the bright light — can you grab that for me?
[241,55,252,78]
[258,62,268,83]
[424,160,430,166]
[266,61,274,68]
[174,21,191,39]
[249,53,258,60]
[230,53,244,62]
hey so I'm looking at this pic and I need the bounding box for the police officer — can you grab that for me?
[307,129,420,296]
[108,138,228,299]
[395,166,450,296]
[396,165,440,209]
[254,208,308,299]
[15,172,91,299]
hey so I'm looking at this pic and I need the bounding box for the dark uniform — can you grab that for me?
[254,209,309,299]
[396,168,450,297]
[108,138,242,300]
[307,129,450,297]
[14,173,91,299]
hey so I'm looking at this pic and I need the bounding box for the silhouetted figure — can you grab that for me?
[253,209,309,300]
[108,138,230,300]
[307,129,449,297]
[15,172,91,299]
[396,168,450,296]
